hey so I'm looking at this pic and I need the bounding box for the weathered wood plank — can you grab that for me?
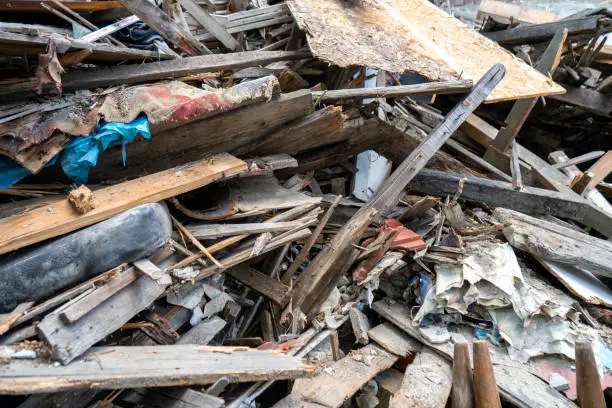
[409,169,612,238]
[226,265,291,306]
[0,154,246,255]
[291,344,397,408]
[368,322,422,357]
[484,16,599,45]
[187,221,306,239]
[120,387,224,408]
[0,345,317,394]
[79,15,140,43]
[390,350,452,408]
[311,80,473,102]
[120,0,210,55]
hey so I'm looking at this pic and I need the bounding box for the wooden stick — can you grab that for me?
[171,216,223,268]
[79,15,140,43]
[575,341,606,408]
[281,195,341,285]
[473,341,501,408]
[312,80,472,102]
[452,343,474,408]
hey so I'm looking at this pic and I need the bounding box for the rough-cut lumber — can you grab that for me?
[88,91,312,182]
[61,50,311,92]
[291,344,397,407]
[120,0,210,55]
[311,80,473,102]
[227,265,291,306]
[484,16,599,45]
[58,267,138,324]
[493,207,612,278]
[0,154,246,255]
[181,0,240,51]
[485,28,567,154]
[287,0,563,103]
[368,322,421,357]
[575,342,606,408]
[476,0,558,25]
[390,350,452,408]
[410,169,612,238]
[452,343,474,408]
[0,345,317,394]
[372,299,576,408]
[187,221,305,239]
[290,64,504,315]
[473,341,502,408]
[37,273,168,364]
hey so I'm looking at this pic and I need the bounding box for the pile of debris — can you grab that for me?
[0,0,610,407]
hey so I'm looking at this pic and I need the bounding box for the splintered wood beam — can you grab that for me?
[120,0,211,55]
[290,64,505,315]
[0,153,246,255]
[227,265,291,306]
[0,345,317,394]
[291,344,397,408]
[62,50,311,91]
[409,169,612,238]
[181,0,241,51]
[311,80,473,102]
[484,28,566,155]
[484,16,599,45]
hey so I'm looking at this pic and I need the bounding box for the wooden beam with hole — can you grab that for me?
[226,265,291,306]
[0,345,317,394]
[0,153,246,255]
[119,0,210,55]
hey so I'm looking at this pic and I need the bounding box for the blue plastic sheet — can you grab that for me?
[61,115,150,184]
[0,115,150,188]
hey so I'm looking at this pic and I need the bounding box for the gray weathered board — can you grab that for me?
[0,345,317,394]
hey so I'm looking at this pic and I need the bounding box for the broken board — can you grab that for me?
[0,345,317,394]
[286,0,565,102]
[0,153,246,255]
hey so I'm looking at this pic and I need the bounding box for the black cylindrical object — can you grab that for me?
[0,203,172,313]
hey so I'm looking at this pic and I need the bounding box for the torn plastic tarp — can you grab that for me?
[0,115,150,188]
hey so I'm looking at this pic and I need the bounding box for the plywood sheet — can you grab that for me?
[287,0,565,103]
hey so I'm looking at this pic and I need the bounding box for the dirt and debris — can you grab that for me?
[0,0,611,407]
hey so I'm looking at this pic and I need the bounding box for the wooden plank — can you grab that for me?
[61,50,310,92]
[89,90,313,182]
[484,16,599,45]
[79,15,140,43]
[311,80,473,102]
[37,273,167,364]
[291,344,397,407]
[0,0,122,11]
[195,16,294,41]
[226,265,291,306]
[372,299,577,408]
[290,64,504,315]
[368,322,422,357]
[575,151,612,193]
[476,0,558,25]
[493,207,612,278]
[181,0,241,51]
[59,267,139,324]
[286,0,564,103]
[484,28,567,154]
[0,345,317,394]
[187,221,306,239]
[409,169,612,238]
[0,154,246,255]
[473,341,502,408]
[552,151,605,169]
[120,0,211,55]
[390,350,452,408]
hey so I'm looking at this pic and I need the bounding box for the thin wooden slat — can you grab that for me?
[181,0,241,51]
[0,345,317,394]
[226,265,291,306]
[0,153,246,255]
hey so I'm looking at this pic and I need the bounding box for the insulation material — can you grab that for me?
[287,0,565,102]
[0,76,280,171]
